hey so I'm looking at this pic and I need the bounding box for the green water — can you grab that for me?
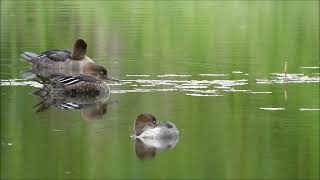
[1,1,319,179]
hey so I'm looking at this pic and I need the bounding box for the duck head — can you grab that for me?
[134,113,179,139]
[83,63,109,80]
[134,113,157,136]
[72,39,87,60]
[73,39,120,82]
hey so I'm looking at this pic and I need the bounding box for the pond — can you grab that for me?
[1,1,319,179]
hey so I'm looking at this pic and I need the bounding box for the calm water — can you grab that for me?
[1,1,319,179]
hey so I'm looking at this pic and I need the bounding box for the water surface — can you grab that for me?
[1,1,319,179]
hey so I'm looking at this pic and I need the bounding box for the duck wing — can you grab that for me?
[51,74,99,85]
[58,102,81,110]
[40,49,71,62]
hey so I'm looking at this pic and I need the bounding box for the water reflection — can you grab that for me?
[134,137,179,160]
[33,93,113,120]
[32,74,112,120]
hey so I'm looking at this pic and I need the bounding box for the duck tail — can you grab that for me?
[35,74,47,83]
[32,75,48,96]
[33,75,55,97]
[20,52,38,62]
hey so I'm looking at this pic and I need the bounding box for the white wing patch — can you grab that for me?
[65,79,81,85]
[58,103,80,109]
[56,76,83,85]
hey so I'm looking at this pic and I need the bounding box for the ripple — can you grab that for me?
[260,107,285,111]
[110,78,249,95]
[184,89,218,93]
[51,129,63,132]
[175,85,208,89]
[247,91,272,94]
[0,76,254,97]
[214,79,248,87]
[300,66,320,69]
[157,74,192,77]
[223,89,251,92]
[215,86,231,89]
[111,88,177,94]
[140,84,156,87]
[126,74,150,77]
[109,82,130,86]
[0,79,42,88]
[298,108,320,111]
[256,73,320,84]
[199,74,228,77]
[186,93,223,97]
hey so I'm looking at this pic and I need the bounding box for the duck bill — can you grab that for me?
[107,75,121,82]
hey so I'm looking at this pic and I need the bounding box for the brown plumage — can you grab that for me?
[72,39,87,60]
[134,114,157,136]
[21,39,112,80]
[35,74,109,97]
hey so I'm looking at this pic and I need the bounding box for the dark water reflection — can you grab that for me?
[134,137,178,161]
[33,89,112,120]
[1,1,319,179]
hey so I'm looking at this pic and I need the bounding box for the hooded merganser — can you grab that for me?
[132,113,179,160]
[21,39,117,81]
[133,113,179,139]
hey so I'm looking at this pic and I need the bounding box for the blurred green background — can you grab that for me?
[1,0,319,179]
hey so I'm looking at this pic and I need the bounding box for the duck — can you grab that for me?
[35,74,110,98]
[133,113,179,160]
[21,39,118,81]
[33,87,113,120]
[133,113,179,140]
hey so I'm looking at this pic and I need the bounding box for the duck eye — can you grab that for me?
[152,120,156,124]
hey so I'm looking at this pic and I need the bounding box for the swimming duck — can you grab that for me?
[133,113,179,160]
[33,91,113,120]
[133,113,179,139]
[21,39,117,81]
[35,74,110,98]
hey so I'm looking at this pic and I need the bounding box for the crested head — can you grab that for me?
[83,63,108,80]
[72,39,87,60]
[134,113,157,136]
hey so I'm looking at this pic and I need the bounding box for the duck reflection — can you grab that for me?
[132,114,179,160]
[33,74,113,120]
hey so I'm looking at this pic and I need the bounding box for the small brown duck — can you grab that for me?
[21,39,117,81]
[132,113,179,160]
[133,113,179,139]
[34,74,114,120]
[35,74,110,98]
